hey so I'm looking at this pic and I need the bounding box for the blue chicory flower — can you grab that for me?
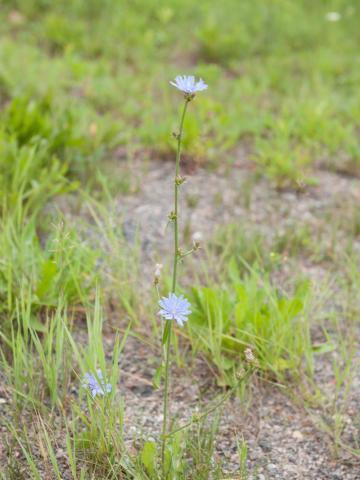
[158,293,191,327]
[83,369,112,398]
[170,75,208,95]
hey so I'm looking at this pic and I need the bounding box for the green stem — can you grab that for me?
[172,99,189,293]
[161,98,189,479]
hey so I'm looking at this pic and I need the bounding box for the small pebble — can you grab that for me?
[259,439,272,452]
[292,430,304,440]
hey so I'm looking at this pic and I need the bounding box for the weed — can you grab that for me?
[188,259,313,385]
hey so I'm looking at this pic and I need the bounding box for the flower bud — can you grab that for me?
[154,263,163,285]
[235,368,246,380]
[175,175,186,186]
[244,348,256,364]
[192,231,203,250]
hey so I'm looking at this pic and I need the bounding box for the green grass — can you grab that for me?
[0,0,359,184]
[0,213,99,332]
[186,258,314,385]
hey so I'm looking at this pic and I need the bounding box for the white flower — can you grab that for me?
[170,75,208,95]
[325,11,341,22]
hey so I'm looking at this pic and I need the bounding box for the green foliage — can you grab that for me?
[4,96,71,150]
[197,0,332,65]
[0,95,102,186]
[129,415,239,479]
[1,292,128,476]
[0,215,99,330]
[255,128,314,189]
[205,225,269,277]
[188,259,313,384]
[1,297,69,408]
[0,0,359,184]
[0,132,73,218]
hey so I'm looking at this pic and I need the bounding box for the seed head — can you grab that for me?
[154,263,163,285]
[192,231,203,250]
[244,348,256,364]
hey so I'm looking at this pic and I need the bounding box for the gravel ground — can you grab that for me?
[114,334,359,480]
[101,159,360,279]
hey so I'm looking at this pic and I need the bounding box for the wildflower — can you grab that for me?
[83,370,112,398]
[158,293,191,327]
[170,75,208,95]
[325,11,341,22]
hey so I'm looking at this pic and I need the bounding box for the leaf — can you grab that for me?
[29,315,47,333]
[221,334,244,353]
[152,364,164,390]
[35,259,57,299]
[273,357,293,371]
[312,342,336,355]
[162,321,171,345]
[287,298,304,318]
[141,441,157,476]
[228,256,240,284]
[216,355,236,371]
[164,445,172,478]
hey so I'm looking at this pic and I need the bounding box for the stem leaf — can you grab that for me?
[152,363,164,389]
[162,320,171,345]
[141,441,157,476]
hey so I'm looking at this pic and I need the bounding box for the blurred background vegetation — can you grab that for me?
[1,0,359,351]
[0,0,358,190]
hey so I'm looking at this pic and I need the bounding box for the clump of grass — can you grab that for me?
[187,259,313,385]
[1,289,129,477]
[0,132,74,219]
[0,214,99,333]
[204,224,270,278]
[0,94,105,186]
